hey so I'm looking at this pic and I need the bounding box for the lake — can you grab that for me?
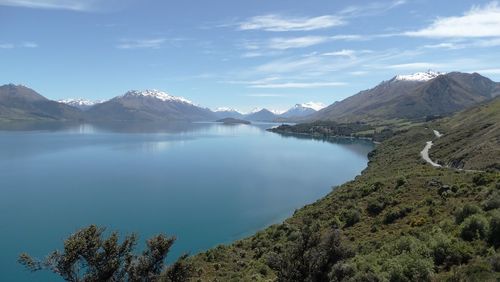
[0,122,373,281]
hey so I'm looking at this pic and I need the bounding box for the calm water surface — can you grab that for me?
[0,122,373,281]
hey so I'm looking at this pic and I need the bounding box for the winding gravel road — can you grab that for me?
[420,129,442,167]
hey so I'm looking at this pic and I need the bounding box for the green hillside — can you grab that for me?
[189,98,500,281]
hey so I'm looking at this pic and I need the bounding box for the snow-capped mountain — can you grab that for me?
[299,102,326,111]
[280,102,326,118]
[244,108,278,121]
[58,98,104,110]
[86,89,215,121]
[214,107,244,119]
[311,72,499,122]
[394,70,445,82]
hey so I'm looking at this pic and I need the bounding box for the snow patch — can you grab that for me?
[395,70,445,82]
[122,89,193,105]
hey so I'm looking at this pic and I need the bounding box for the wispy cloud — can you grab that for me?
[0,42,38,49]
[384,62,443,70]
[116,38,166,49]
[268,36,329,50]
[405,1,500,38]
[249,81,346,89]
[239,14,344,32]
[0,0,93,11]
[339,0,406,17]
[322,49,372,58]
[237,1,406,32]
[22,42,38,48]
[0,43,15,49]
[240,35,365,53]
[472,68,500,75]
[245,93,287,97]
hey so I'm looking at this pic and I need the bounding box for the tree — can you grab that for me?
[271,225,354,282]
[18,225,191,282]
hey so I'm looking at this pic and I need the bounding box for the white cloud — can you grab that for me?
[239,14,344,32]
[405,1,500,38]
[116,38,166,49]
[268,36,329,50]
[0,0,93,11]
[249,81,346,89]
[422,42,461,49]
[323,49,357,58]
[385,62,443,70]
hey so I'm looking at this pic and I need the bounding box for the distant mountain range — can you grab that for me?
[310,71,500,122]
[1,71,498,123]
[214,103,326,121]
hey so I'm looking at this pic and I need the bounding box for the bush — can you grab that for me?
[488,211,500,248]
[482,192,500,211]
[396,177,407,188]
[430,235,473,269]
[366,198,386,216]
[490,254,500,272]
[342,209,361,227]
[383,206,412,224]
[473,174,491,186]
[455,204,482,224]
[460,214,489,241]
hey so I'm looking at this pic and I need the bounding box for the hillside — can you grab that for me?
[0,84,82,121]
[189,98,500,281]
[431,97,500,171]
[311,72,500,123]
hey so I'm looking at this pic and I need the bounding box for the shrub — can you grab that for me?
[473,174,491,186]
[460,214,489,241]
[490,254,500,272]
[455,203,482,224]
[396,177,407,188]
[488,211,500,248]
[430,235,473,269]
[383,206,412,224]
[482,192,500,211]
[342,209,361,227]
[366,198,386,216]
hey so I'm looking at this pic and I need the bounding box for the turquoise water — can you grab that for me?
[0,122,373,281]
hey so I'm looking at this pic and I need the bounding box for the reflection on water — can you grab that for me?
[0,121,374,282]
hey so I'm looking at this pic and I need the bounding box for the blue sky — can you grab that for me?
[1,0,500,112]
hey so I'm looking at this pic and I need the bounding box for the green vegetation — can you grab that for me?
[268,119,422,142]
[188,98,500,281]
[19,225,191,282]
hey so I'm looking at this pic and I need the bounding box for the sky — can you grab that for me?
[1,0,500,112]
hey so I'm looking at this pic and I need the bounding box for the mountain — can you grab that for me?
[86,89,216,122]
[0,84,82,121]
[280,102,326,118]
[311,71,500,122]
[58,98,104,111]
[213,107,244,119]
[244,108,278,121]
